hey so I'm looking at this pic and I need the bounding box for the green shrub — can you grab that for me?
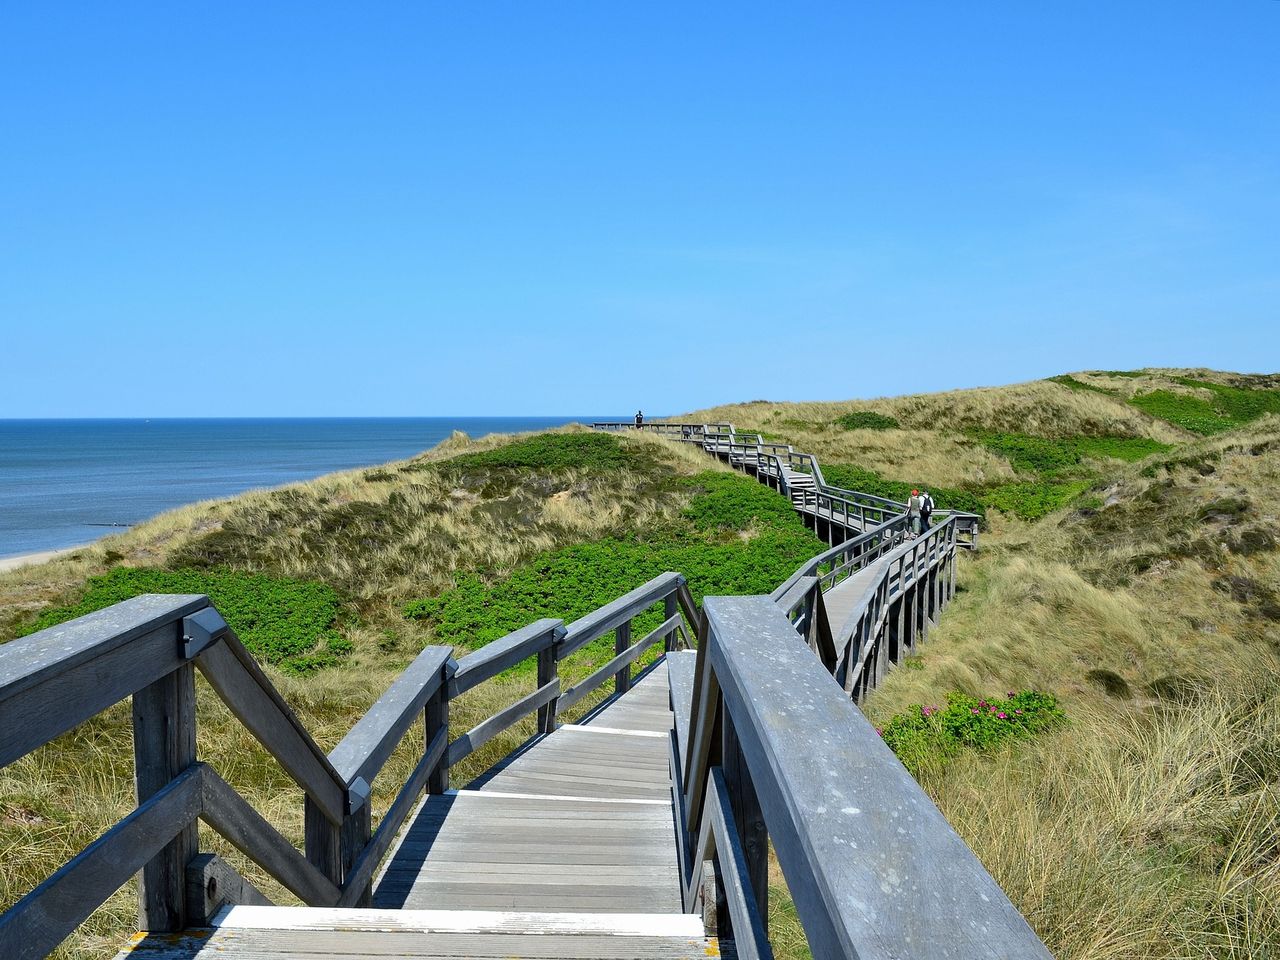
[971,432,1168,474]
[404,471,825,657]
[836,411,900,431]
[445,433,630,471]
[981,480,1091,521]
[1173,378,1280,423]
[879,691,1065,776]
[20,567,348,673]
[819,464,986,517]
[1128,390,1238,435]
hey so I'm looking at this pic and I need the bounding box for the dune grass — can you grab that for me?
[3,377,1279,959]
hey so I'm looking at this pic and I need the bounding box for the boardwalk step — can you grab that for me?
[117,905,724,958]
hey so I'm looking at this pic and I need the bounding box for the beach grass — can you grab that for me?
[2,372,1279,958]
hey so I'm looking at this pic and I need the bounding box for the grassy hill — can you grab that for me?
[2,368,1278,959]
[690,368,1280,958]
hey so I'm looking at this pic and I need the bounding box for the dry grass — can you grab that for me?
[830,419,1280,960]
[685,378,1190,443]
[0,427,721,958]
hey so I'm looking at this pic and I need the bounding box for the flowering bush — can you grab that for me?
[879,691,1065,775]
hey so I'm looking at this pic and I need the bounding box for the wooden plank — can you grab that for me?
[702,595,1051,959]
[705,768,773,960]
[132,663,197,932]
[448,620,562,698]
[445,680,559,767]
[559,573,683,658]
[199,766,341,907]
[0,763,203,960]
[338,725,447,906]
[328,646,452,788]
[0,614,190,768]
[0,593,206,701]
[559,617,679,711]
[666,652,697,771]
[195,634,347,825]
[185,853,272,925]
[614,619,633,695]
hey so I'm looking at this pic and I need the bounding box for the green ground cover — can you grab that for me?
[970,432,1168,473]
[835,411,900,431]
[879,690,1066,776]
[440,432,631,471]
[404,471,826,653]
[20,567,349,672]
[817,464,986,516]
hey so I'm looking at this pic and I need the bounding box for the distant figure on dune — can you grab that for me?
[635,410,644,428]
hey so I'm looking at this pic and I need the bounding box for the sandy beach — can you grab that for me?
[0,546,84,573]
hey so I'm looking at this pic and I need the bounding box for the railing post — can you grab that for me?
[304,801,344,890]
[426,682,450,792]
[615,618,633,694]
[720,712,768,937]
[536,644,558,734]
[132,663,198,932]
[664,592,679,652]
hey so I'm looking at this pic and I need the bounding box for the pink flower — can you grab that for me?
[1015,709,1023,715]
[997,712,1008,719]
[971,708,980,715]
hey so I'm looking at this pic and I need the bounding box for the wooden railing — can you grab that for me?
[671,595,1052,959]
[594,420,981,549]
[0,573,701,958]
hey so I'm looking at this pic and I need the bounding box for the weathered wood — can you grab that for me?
[132,662,198,932]
[667,651,697,771]
[327,645,452,789]
[445,680,560,767]
[614,619,633,695]
[559,616,680,712]
[195,634,347,825]
[536,644,558,734]
[721,714,768,931]
[705,768,773,960]
[663,593,679,652]
[559,573,683,658]
[702,596,1051,959]
[339,724,447,906]
[185,853,271,925]
[448,620,562,698]
[425,683,451,794]
[0,763,202,960]
[0,609,194,768]
[0,593,206,702]
[200,766,341,907]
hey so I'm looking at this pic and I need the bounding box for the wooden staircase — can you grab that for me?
[118,906,723,958]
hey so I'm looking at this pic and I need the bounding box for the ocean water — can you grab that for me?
[0,417,610,558]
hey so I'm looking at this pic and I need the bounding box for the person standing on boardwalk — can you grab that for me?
[906,489,924,536]
[634,410,644,428]
[920,489,935,532]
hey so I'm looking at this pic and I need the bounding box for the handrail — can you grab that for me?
[3,421,1019,958]
[671,595,1051,958]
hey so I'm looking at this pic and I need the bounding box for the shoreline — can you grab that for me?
[0,545,88,573]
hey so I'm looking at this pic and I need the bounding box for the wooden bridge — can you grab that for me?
[0,425,1049,959]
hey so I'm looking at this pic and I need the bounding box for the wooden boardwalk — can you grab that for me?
[374,663,682,914]
[821,555,891,638]
[3,421,1052,960]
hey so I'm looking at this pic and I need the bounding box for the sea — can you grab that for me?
[0,417,613,559]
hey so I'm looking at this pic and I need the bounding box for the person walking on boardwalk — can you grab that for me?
[906,489,924,537]
[634,410,644,428]
[920,489,935,532]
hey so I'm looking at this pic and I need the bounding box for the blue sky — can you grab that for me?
[2,2,1276,416]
